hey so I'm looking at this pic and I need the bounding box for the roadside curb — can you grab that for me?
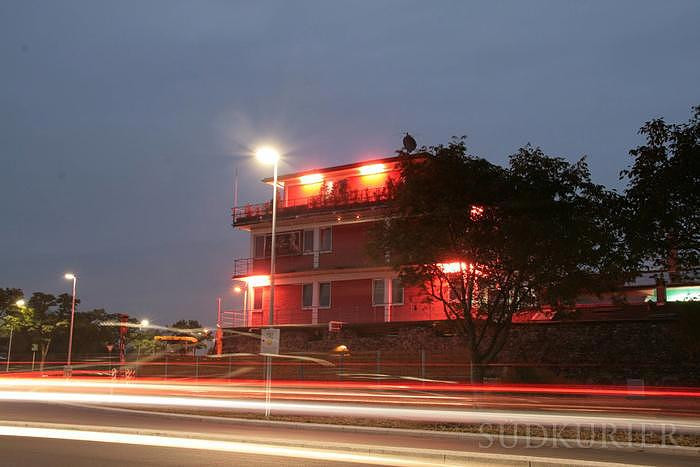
[69,403,700,456]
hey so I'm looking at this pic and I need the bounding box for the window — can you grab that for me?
[254,231,303,257]
[254,236,265,258]
[253,287,263,310]
[303,230,314,253]
[319,282,331,308]
[302,283,313,308]
[372,279,385,306]
[391,278,404,305]
[277,230,301,255]
[320,227,332,252]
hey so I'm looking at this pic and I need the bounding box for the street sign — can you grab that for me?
[260,328,280,354]
[31,344,38,352]
[260,328,280,418]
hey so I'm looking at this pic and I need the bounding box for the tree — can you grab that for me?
[25,292,70,369]
[71,308,122,356]
[0,288,24,313]
[2,287,141,364]
[371,138,630,381]
[170,320,209,354]
[1,288,25,338]
[0,288,32,358]
[621,105,700,280]
[171,320,203,330]
[128,326,158,358]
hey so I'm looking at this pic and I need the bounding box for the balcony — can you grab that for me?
[232,186,389,226]
[233,255,316,278]
[221,309,246,327]
[233,258,255,277]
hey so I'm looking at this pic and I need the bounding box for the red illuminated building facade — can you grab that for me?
[228,156,698,328]
[230,156,446,327]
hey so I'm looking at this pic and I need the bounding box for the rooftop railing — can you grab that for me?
[232,186,390,225]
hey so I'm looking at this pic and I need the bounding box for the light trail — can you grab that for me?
[1,390,699,433]
[0,377,462,400]
[2,377,700,413]
[2,375,700,398]
[0,424,445,466]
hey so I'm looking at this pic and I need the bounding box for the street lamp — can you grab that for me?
[233,283,248,326]
[5,299,25,372]
[64,273,77,369]
[133,319,151,360]
[255,146,280,327]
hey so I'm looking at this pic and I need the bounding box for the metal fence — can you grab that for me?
[3,351,698,386]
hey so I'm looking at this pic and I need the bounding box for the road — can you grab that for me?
[0,436,352,467]
[1,399,699,466]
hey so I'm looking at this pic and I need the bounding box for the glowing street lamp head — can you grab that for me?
[15,299,25,307]
[140,319,150,327]
[64,273,76,280]
[255,146,280,165]
[233,286,242,294]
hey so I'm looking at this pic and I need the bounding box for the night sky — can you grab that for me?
[1,1,698,326]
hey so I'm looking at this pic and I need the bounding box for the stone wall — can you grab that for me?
[222,312,699,385]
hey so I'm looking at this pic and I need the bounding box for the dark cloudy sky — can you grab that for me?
[1,1,698,326]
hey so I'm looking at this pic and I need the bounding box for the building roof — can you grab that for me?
[262,155,401,184]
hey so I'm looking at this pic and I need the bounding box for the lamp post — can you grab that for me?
[255,146,280,326]
[137,319,149,360]
[233,284,248,326]
[255,146,280,418]
[216,297,223,356]
[64,273,77,370]
[5,299,24,372]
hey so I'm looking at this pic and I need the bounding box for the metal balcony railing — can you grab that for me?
[233,258,255,277]
[232,186,390,225]
[221,310,246,328]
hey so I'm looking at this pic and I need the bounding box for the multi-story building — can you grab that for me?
[227,155,699,329]
[230,155,445,327]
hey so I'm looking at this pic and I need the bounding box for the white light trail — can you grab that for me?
[0,390,698,433]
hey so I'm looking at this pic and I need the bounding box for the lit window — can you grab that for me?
[319,282,331,308]
[302,283,313,308]
[392,278,404,305]
[320,227,332,252]
[303,230,314,253]
[372,279,385,306]
[253,287,263,310]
